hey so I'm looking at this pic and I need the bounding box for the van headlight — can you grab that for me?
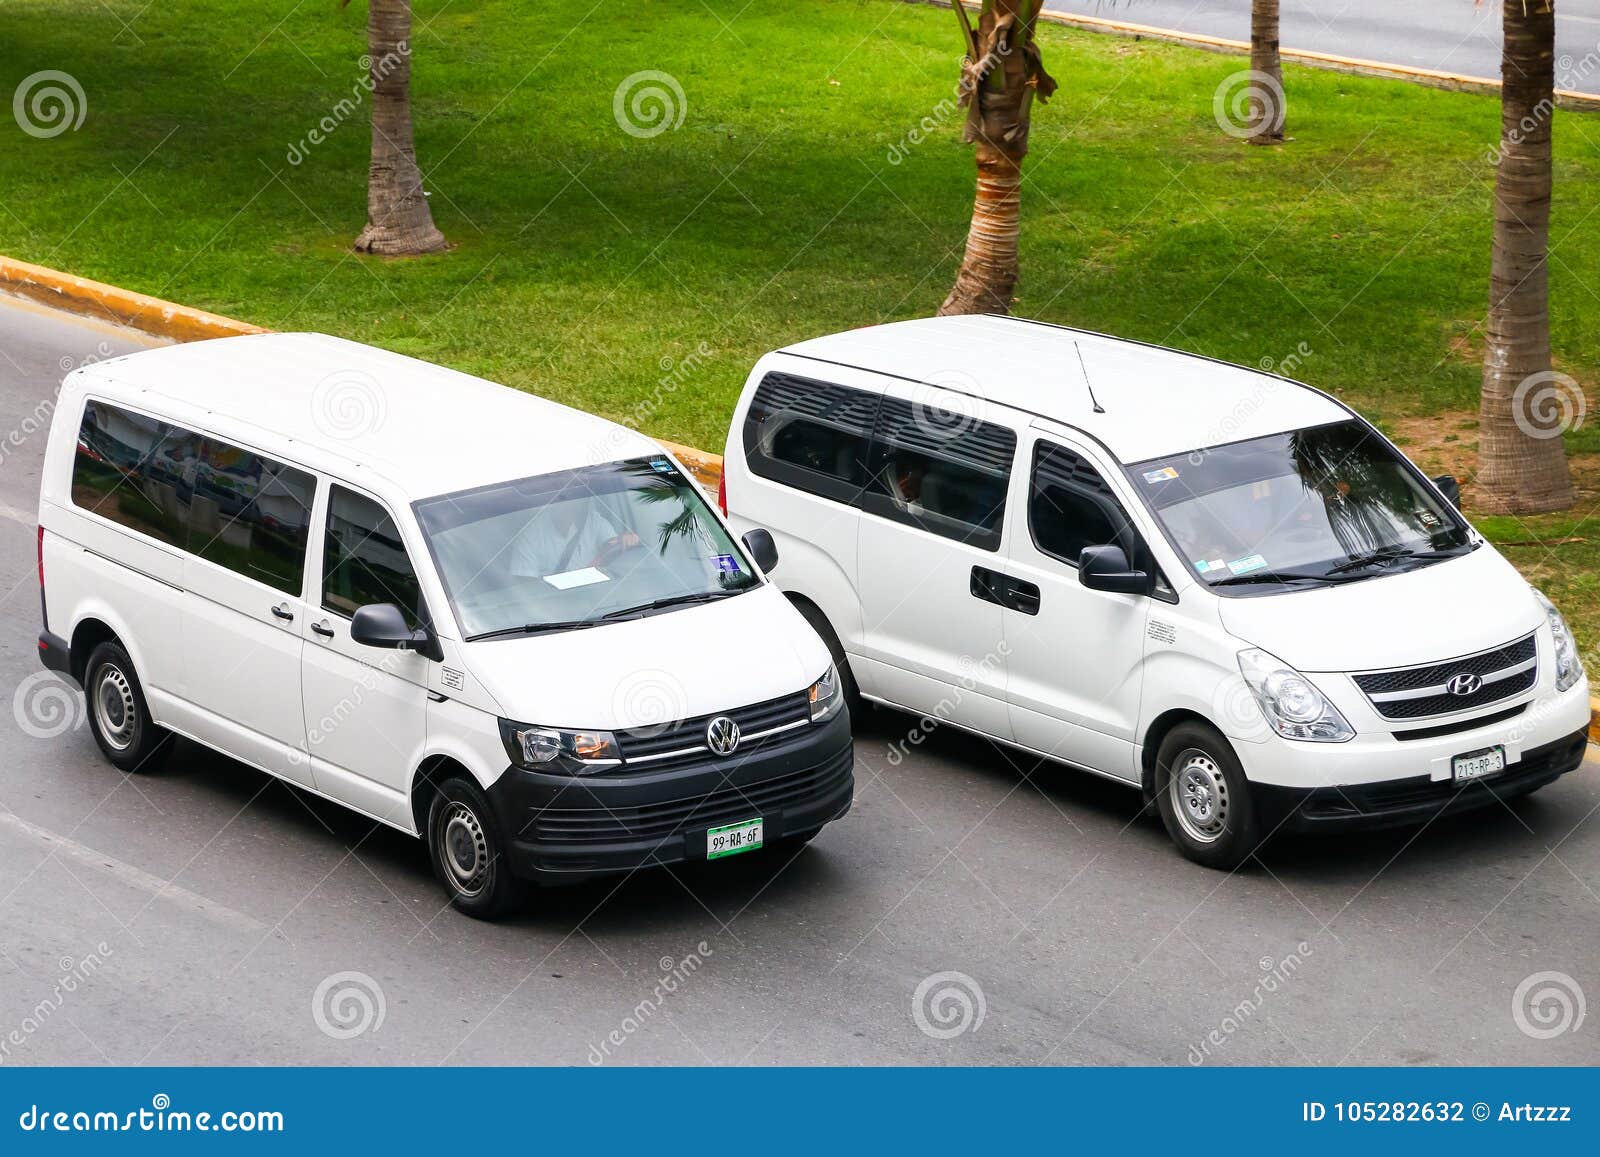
[1532,587,1584,692]
[499,719,621,773]
[808,664,844,722]
[1238,648,1355,742]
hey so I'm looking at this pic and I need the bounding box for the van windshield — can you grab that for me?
[1128,419,1472,592]
[414,457,759,639]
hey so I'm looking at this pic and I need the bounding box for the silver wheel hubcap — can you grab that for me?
[1170,748,1229,844]
[439,802,490,898]
[93,665,137,752]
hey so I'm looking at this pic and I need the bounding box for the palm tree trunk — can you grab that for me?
[939,1,1055,316]
[354,0,447,255]
[1476,0,1574,514]
[1249,0,1285,143]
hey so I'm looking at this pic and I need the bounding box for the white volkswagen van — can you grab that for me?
[37,334,851,918]
[722,316,1591,868]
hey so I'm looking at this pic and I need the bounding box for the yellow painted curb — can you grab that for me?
[919,2,1600,109]
[0,254,267,343]
[1,251,732,487]
[1591,698,1600,747]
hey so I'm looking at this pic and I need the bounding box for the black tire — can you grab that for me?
[1153,721,1261,870]
[788,597,863,720]
[82,640,172,773]
[426,776,521,920]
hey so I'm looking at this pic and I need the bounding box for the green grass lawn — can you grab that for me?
[2,0,1598,656]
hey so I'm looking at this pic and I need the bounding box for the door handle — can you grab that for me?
[311,620,334,638]
[1008,579,1041,616]
[970,566,1008,608]
[969,566,1041,616]
[271,603,295,622]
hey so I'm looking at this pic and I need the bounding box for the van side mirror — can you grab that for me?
[742,528,779,573]
[1079,544,1152,595]
[350,602,442,661]
[1432,474,1461,507]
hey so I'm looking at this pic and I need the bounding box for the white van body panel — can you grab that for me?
[724,352,869,665]
[461,583,826,731]
[725,315,1591,806]
[38,333,837,851]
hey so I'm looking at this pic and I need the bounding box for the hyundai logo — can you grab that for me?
[1446,672,1483,697]
[706,715,741,756]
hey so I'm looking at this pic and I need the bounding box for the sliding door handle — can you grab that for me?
[270,603,295,622]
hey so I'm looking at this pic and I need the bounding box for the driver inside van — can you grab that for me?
[506,496,640,578]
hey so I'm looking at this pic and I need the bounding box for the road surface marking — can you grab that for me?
[0,810,264,934]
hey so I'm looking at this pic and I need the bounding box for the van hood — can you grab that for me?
[1217,545,1544,672]
[459,584,829,729]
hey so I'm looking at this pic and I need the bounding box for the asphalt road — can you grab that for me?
[0,295,1597,1066]
[1046,1,1600,96]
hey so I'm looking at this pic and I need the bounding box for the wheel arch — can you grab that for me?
[1140,708,1222,797]
[409,754,476,838]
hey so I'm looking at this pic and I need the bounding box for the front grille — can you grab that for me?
[531,744,853,844]
[613,690,811,772]
[1353,633,1537,721]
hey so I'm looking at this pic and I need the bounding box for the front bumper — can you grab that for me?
[485,709,854,883]
[1255,727,1590,833]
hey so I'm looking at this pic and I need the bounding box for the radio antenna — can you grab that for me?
[1075,342,1105,414]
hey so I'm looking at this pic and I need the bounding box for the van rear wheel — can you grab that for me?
[427,776,520,920]
[83,641,172,773]
[1153,722,1260,870]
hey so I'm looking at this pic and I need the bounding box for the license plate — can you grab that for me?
[706,818,763,860]
[1453,745,1506,783]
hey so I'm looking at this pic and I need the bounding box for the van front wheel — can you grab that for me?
[83,641,172,773]
[1153,722,1261,870]
[427,777,520,920]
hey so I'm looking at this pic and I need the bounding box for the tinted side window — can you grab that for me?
[743,372,880,506]
[188,437,315,594]
[1029,441,1139,565]
[323,486,425,629]
[863,395,1015,551]
[72,401,200,547]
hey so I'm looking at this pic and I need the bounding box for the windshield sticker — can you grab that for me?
[1227,554,1268,576]
[712,553,741,575]
[543,567,610,590]
[648,457,676,474]
[1417,509,1440,528]
[1195,558,1226,574]
[1142,466,1179,484]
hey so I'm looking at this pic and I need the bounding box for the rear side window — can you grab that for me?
[863,396,1016,551]
[742,372,880,506]
[72,401,201,548]
[188,437,315,594]
[1028,441,1139,565]
[323,486,426,629]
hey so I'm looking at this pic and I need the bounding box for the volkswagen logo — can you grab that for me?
[1446,672,1482,697]
[705,715,741,756]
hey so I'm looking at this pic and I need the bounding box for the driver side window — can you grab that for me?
[1029,441,1138,566]
[322,486,426,629]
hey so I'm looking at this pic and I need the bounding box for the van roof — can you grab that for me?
[76,332,661,497]
[778,315,1348,463]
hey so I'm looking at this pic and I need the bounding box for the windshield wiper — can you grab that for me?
[1207,569,1344,587]
[599,588,745,619]
[1326,544,1468,575]
[468,619,606,641]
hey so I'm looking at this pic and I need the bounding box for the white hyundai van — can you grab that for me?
[37,334,851,917]
[722,315,1591,868]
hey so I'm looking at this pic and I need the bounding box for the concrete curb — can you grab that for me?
[913,1,1600,110]
[4,251,1598,747]
[0,254,267,343]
